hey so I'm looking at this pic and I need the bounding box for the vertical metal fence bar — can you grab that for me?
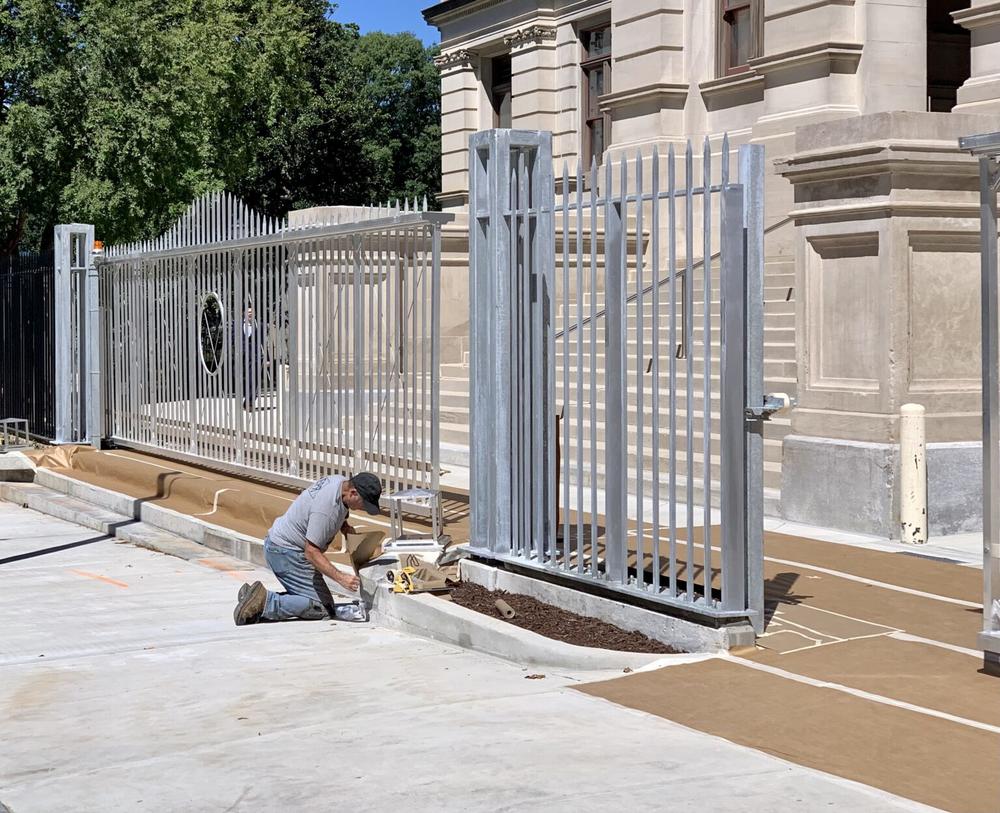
[589,157,598,575]
[720,182,748,612]
[527,149,543,560]
[86,252,102,448]
[667,145,679,597]
[576,160,584,575]
[651,147,662,594]
[742,143,766,631]
[604,157,627,584]
[288,238,301,478]
[377,224,385,488]
[511,160,522,557]
[561,163,571,569]
[684,142,696,603]
[188,257,197,455]
[635,149,646,590]
[353,234,365,474]
[702,137,714,602]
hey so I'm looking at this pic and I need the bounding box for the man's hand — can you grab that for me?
[304,541,360,593]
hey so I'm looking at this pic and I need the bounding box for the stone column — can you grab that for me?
[954,0,1000,114]
[776,111,995,537]
[604,0,687,153]
[435,49,481,211]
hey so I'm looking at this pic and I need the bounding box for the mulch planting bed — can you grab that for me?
[447,581,681,654]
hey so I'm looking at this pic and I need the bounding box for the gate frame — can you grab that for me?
[53,224,95,446]
[959,131,1000,676]
[467,129,765,631]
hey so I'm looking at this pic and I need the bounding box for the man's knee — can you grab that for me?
[300,600,330,621]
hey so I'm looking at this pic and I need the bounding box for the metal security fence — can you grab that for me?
[0,249,57,439]
[96,193,452,496]
[468,129,766,630]
[960,130,1000,676]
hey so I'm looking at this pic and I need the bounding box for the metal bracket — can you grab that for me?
[745,392,795,421]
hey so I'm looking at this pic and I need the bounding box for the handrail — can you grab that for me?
[553,215,792,341]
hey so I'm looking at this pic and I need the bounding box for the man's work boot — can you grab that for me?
[234,581,266,626]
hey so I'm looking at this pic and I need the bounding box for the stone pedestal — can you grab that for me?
[776,111,994,537]
[954,1,1000,114]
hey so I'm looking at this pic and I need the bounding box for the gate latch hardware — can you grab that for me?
[745,392,795,421]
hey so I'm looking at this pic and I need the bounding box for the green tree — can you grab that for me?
[0,1,442,253]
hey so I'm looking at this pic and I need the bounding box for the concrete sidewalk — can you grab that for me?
[0,501,939,812]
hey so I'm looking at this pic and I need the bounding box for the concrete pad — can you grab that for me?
[0,501,936,812]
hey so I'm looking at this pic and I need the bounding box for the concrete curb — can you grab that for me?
[460,559,753,652]
[369,581,678,671]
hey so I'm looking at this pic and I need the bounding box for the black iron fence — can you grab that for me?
[0,250,56,439]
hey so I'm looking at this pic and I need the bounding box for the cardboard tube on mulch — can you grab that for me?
[494,599,516,619]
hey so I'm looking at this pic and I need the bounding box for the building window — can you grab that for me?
[490,54,512,129]
[718,0,762,76]
[581,24,612,166]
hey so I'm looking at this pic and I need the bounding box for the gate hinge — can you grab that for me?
[745,392,795,421]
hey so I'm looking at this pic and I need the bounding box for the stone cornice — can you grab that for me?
[953,1,1000,30]
[699,71,765,109]
[503,25,557,47]
[775,139,981,182]
[433,49,476,70]
[424,0,506,25]
[749,42,863,77]
[598,83,688,113]
[786,199,982,226]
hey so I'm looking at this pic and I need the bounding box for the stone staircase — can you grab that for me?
[440,257,796,516]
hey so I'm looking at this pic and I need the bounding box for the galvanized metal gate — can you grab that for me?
[95,194,451,497]
[468,129,766,631]
[960,131,1000,676]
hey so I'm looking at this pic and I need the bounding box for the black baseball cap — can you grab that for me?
[350,472,382,515]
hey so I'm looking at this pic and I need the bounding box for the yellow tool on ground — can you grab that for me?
[389,566,418,594]
[387,562,451,594]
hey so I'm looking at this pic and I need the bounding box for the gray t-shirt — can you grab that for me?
[268,475,348,553]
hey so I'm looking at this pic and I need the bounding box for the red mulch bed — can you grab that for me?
[447,581,681,654]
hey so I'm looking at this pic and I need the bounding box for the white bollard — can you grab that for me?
[899,403,927,545]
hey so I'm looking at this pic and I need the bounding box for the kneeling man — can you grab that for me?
[233,472,382,625]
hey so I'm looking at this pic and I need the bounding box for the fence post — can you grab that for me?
[54,224,93,444]
[720,184,747,612]
[741,144,766,632]
[468,130,555,559]
[977,151,1000,652]
[469,130,513,555]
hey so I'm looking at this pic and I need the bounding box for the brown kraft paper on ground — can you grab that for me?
[578,659,1000,813]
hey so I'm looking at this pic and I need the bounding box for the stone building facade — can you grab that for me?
[423,0,1000,538]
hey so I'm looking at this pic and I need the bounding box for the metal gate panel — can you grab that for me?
[469,129,766,629]
[96,193,451,496]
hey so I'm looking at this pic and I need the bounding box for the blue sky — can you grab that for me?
[328,1,440,44]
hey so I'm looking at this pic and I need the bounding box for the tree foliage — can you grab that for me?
[0,1,441,252]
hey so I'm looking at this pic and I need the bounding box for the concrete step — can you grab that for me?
[14,468,269,567]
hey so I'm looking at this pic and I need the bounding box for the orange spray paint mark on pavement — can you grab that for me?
[69,569,129,588]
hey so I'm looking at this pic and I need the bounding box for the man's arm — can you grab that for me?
[304,541,360,592]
